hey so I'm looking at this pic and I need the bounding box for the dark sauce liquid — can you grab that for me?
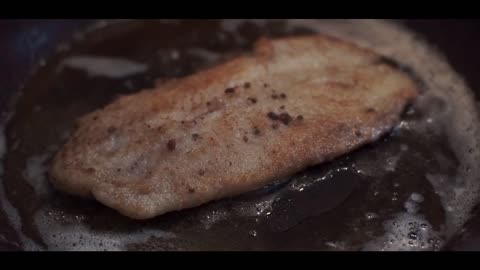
[0,19,476,251]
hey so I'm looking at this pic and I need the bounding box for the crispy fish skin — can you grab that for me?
[50,35,418,219]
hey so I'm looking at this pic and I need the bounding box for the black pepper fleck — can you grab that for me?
[355,131,362,137]
[254,127,261,135]
[206,101,211,106]
[264,83,269,88]
[243,136,249,142]
[278,113,292,125]
[366,108,376,113]
[225,87,235,94]
[244,82,251,88]
[296,115,304,121]
[272,123,279,129]
[188,188,195,193]
[192,133,200,141]
[279,93,286,99]
[247,97,257,104]
[167,139,176,151]
[280,105,285,110]
[267,112,279,120]
[198,169,205,176]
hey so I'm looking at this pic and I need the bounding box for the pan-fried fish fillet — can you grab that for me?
[50,35,418,219]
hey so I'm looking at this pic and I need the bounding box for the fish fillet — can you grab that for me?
[50,35,418,219]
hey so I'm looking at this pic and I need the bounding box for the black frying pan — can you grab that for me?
[0,19,479,251]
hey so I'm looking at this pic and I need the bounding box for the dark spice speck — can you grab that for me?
[267,112,279,120]
[296,115,304,121]
[278,113,292,125]
[198,169,205,176]
[225,87,235,94]
[279,93,286,99]
[192,133,200,141]
[247,97,257,104]
[167,139,176,151]
[254,127,261,135]
[244,82,251,88]
[243,135,249,142]
[355,131,362,137]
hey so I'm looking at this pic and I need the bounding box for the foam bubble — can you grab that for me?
[363,195,442,251]
[33,208,175,251]
[22,153,51,197]
[59,56,148,78]
[385,155,400,172]
[0,112,41,250]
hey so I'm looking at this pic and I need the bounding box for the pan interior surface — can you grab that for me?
[0,19,479,251]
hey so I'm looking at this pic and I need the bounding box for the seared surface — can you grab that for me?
[50,35,418,219]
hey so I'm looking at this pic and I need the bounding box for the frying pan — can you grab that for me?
[0,19,479,251]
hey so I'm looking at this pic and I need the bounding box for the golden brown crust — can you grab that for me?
[50,35,418,219]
